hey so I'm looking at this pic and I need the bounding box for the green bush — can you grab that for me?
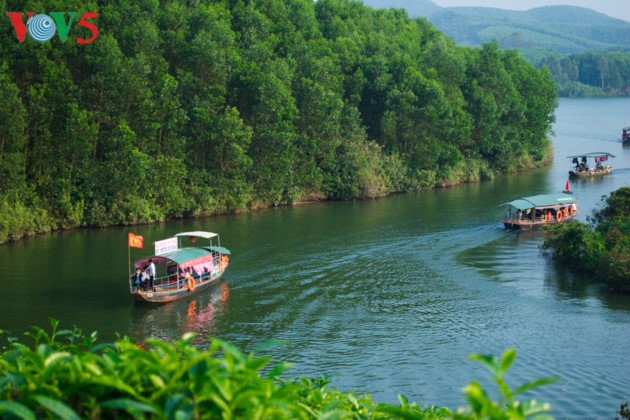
[0,195,53,243]
[597,241,630,292]
[0,321,561,419]
[542,222,605,271]
[592,187,630,224]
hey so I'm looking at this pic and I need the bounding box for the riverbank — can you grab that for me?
[0,143,553,246]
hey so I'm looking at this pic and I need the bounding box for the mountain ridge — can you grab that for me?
[362,0,630,54]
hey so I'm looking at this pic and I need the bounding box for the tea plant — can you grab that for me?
[1,320,559,419]
[455,349,557,419]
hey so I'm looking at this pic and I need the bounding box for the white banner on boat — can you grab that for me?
[155,237,178,255]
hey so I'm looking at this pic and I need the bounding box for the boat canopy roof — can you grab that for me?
[160,247,213,264]
[566,152,615,159]
[134,246,230,270]
[502,194,577,211]
[207,246,231,255]
[175,231,218,239]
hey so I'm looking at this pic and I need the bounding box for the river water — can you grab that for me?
[1,98,629,418]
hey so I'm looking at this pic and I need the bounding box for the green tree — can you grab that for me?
[0,68,27,194]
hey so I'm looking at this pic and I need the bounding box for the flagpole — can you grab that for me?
[128,233,131,277]
[127,232,132,292]
[127,234,144,291]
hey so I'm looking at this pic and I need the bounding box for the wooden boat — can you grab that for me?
[129,231,231,303]
[567,152,614,177]
[501,194,579,230]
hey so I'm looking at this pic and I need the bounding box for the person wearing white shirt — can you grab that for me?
[148,258,156,292]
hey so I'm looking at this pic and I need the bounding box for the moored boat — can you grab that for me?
[567,152,614,177]
[128,231,230,303]
[501,194,579,230]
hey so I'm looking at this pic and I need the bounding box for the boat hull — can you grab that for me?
[503,212,578,230]
[132,272,224,303]
[569,167,612,177]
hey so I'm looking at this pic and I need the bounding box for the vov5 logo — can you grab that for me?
[6,12,98,44]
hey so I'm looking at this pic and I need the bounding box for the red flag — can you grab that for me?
[565,178,571,193]
[128,233,144,248]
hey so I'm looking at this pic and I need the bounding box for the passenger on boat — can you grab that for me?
[540,210,546,222]
[179,269,193,286]
[131,267,144,289]
[148,258,156,292]
[141,267,150,290]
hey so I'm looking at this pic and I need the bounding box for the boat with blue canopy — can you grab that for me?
[501,194,579,230]
[129,231,230,303]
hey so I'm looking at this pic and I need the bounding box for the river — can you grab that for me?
[1,98,629,418]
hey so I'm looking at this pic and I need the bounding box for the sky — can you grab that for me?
[431,0,629,22]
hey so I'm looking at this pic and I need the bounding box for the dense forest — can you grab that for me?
[0,0,557,243]
[537,50,630,97]
[543,186,630,292]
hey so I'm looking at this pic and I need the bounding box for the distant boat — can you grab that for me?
[129,231,231,303]
[567,152,614,177]
[501,194,579,230]
[623,126,630,142]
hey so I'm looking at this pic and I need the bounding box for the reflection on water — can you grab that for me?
[457,230,544,283]
[548,257,630,312]
[130,281,231,344]
[183,282,231,341]
[455,227,630,418]
[459,224,630,313]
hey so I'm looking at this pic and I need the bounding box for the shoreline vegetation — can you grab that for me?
[543,186,630,293]
[0,0,557,245]
[0,320,562,419]
[534,50,630,98]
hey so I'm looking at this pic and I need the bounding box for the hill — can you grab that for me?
[361,0,441,17]
[363,1,630,55]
